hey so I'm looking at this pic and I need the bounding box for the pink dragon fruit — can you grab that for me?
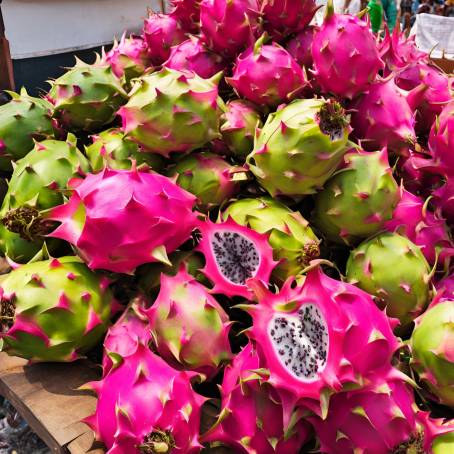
[350,79,416,153]
[49,168,198,274]
[200,0,261,58]
[142,12,186,64]
[309,379,418,454]
[103,34,152,83]
[286,25,318,69]
[436,274,454,300]
[101,297,151,375]
[164,36,225,79]
[428,100,454,176]
[169,0,201,33]
[434,179,454,225]
[240,265,401,417]
[145,266,232,377]
[261,0,318,41]
[385,187,454,268]
[226,35,308,107]
[201,343,312,453]
[311,4,384,99]
[83,343,205,454]
[196,218,278,298]
[397,63,453,134]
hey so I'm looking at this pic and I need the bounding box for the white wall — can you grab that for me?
[3,0,169,59]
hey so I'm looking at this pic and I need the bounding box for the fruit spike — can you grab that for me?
[49,168,198,274]
[196,218,278,299]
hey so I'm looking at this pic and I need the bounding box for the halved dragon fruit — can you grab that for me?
[196,218,277,298]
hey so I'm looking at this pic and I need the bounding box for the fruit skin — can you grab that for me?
[261,0,317,41]
[309,379,418,454]
[201,343,312,453]
[145,266,232,378]
[286,25,318,69]
[49,168,198,274]
[350,79,416,154]
[385,187,454,268]
[434,179,454,226]
[142,12,186,64]
[47,57,127,132]
[0,88,54,171]
[103,34,152,84]
[196,218,277,299]
[312,149,399,245]
[118,68,223,157]
[83,343,205,454]
[199,0,261,57]
[220,99,263,159]
[436,274,454,301]
[164,36,225,79]
[0,257,115,362]
[0,134,90,263]
[241,266,401,417]
[346,232,431,329]
[410,298,454,407]
[247,98,351,197]
[222,197,320,282]
[169,0,201,33]
[85,128,164,172]
[167,151,243,211]
[311,7,384,99]
[226,35,308,107]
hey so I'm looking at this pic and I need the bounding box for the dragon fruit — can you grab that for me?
[201,343,312,453]
[85,128,163,172]
[311,3,383,99]
[410,298,454,407]
[49,168,198,274]
[312,149,400,245]
[47,57,127,132]
[350,79,416,154]
[142,12,186,64]
[102,297,151,375]
[145,266,232,377]
[434,180,454,226]
[286,26,318,69]
[164,36,225,79]
[428,100,454,177]
[436,274,454,300]
[385,187,454,268]
[261,0,317,41]
[309,379,418,454]
[240,265,401,417]
[119,68,223,156]
[220,99,263,159]
[200,0,261,57]
[196,218,277,298]
[0,134,90,263]
[222,197,320,282]
[0,257,115,362]
[103,34,152,84]
[247,98,351,197]
[169,0,201,33]
[226,35,308,107]
[0,88,54,170]
[167,151,244,211]
[346,232,431,329]
[84,344,205,454]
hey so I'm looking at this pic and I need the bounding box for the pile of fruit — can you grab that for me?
[1,0,454,452]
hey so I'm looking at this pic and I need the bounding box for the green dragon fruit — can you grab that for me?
[346,232,431,330]
[0,256,116,362]
[167,151,245,211]
[119,68,223,157]
[0,134,90,262]
[222,197,320,282]
[0,88,54,170]
[410,297,454,407]
[247,99,351,197]
[47,57,127,132]
[85,128,163,172]
[312,149,400,245]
